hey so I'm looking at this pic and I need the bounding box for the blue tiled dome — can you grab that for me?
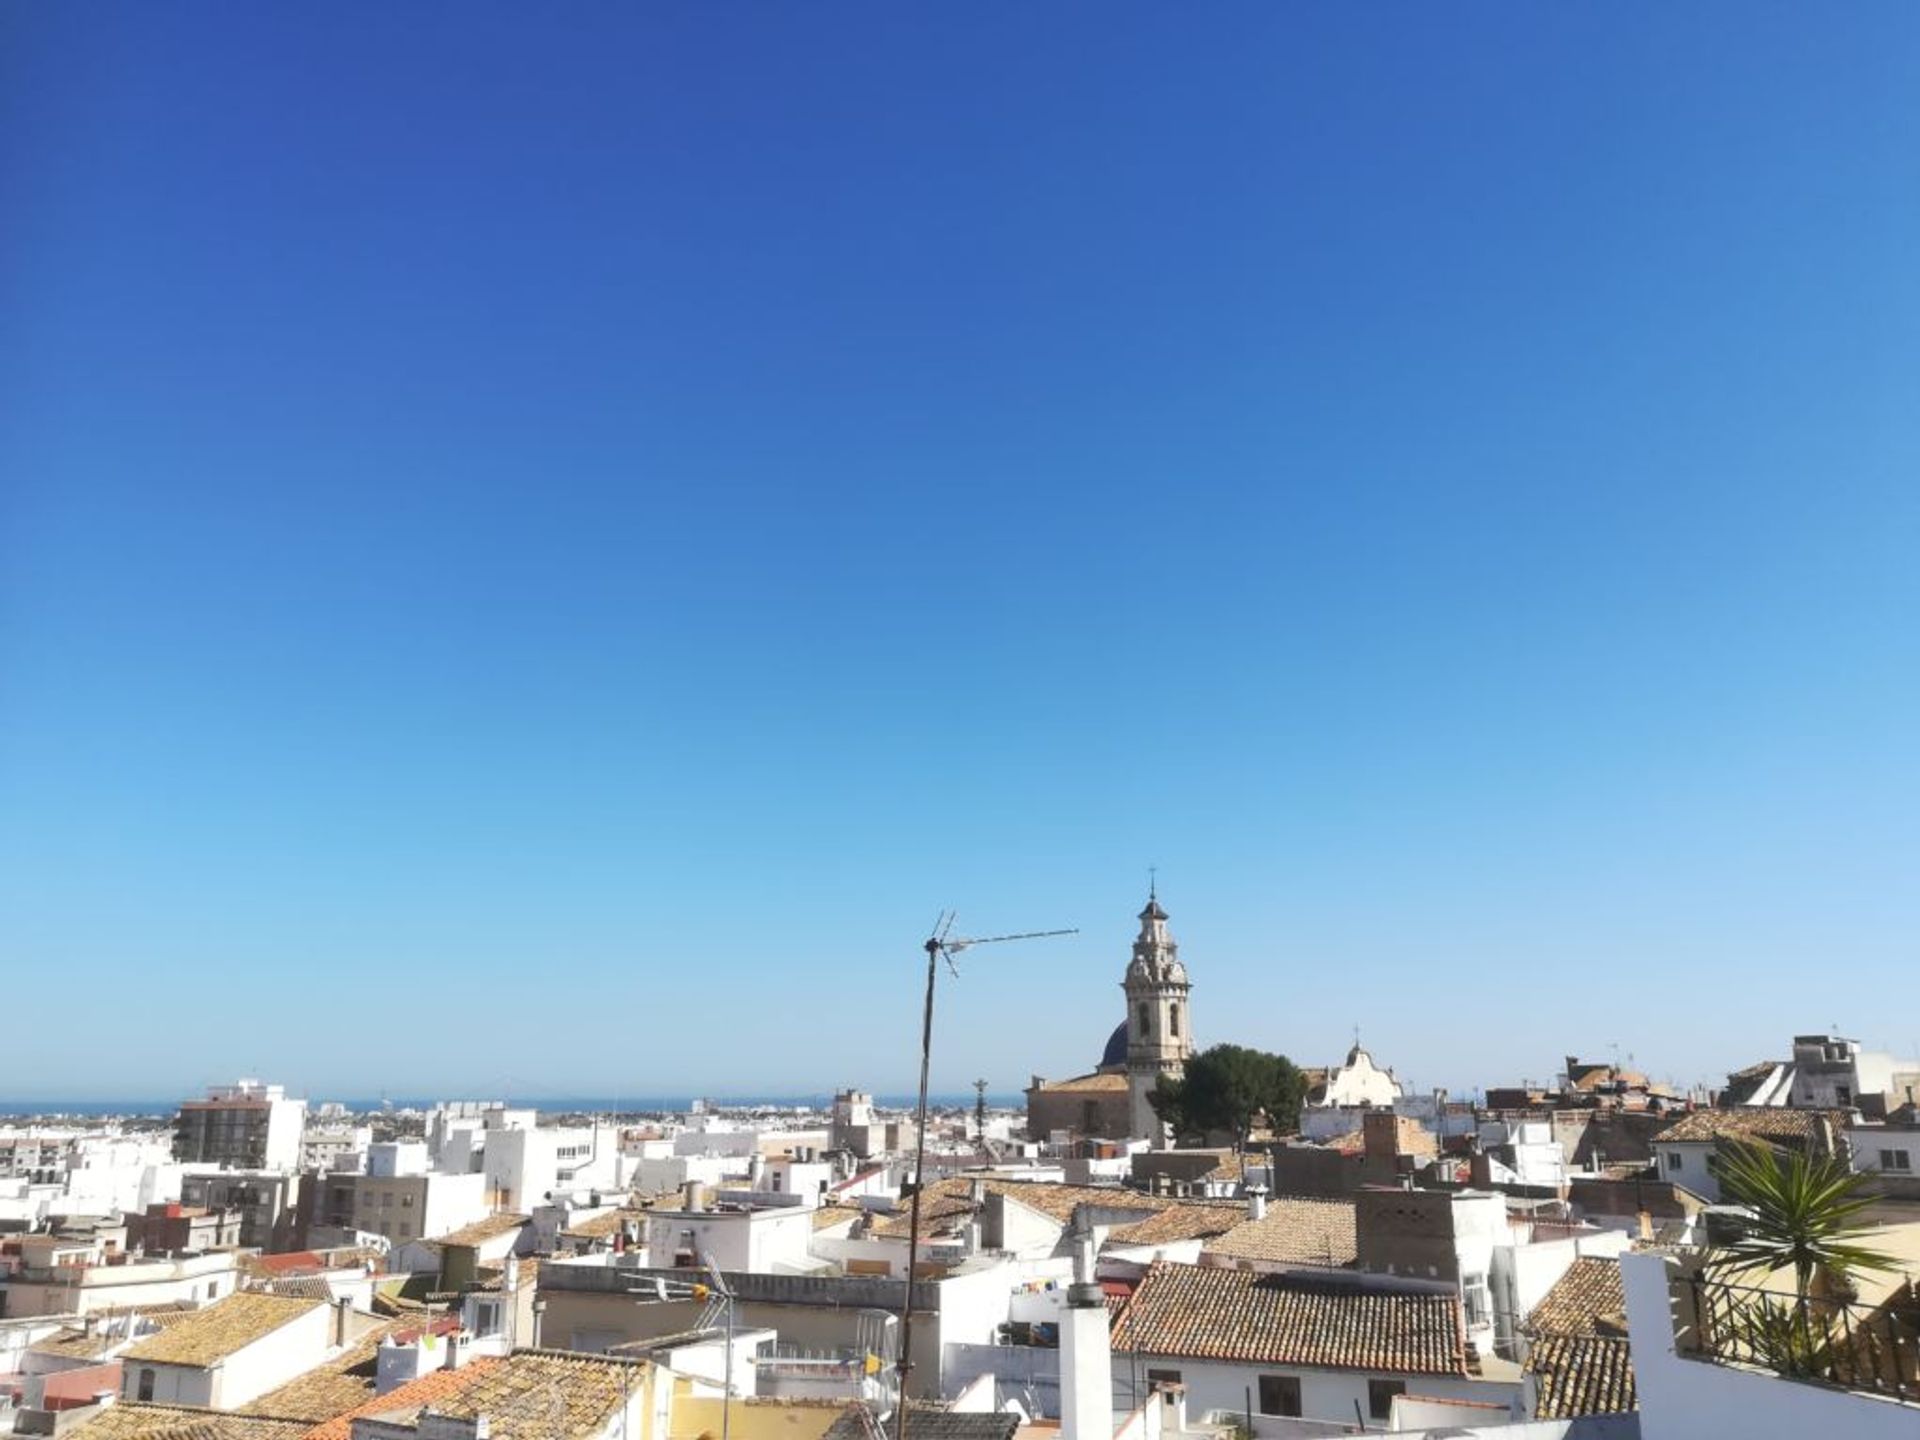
[1099,1020,1129,1070]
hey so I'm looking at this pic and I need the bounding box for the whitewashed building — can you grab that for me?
[1107,1261,1523,1428]
[119,1292,355,1409]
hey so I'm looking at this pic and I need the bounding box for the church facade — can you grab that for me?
[1025,891,1195,1141]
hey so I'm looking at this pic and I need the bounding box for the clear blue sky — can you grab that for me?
[4,6,1917,1104]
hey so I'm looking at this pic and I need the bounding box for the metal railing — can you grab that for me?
[1685,1272,1920,1401]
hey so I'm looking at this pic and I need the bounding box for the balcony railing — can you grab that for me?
[1684,1273,1920,1401]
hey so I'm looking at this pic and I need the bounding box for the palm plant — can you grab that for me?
[1728,1294,1837,1378]
[1707,1139,1895,1296]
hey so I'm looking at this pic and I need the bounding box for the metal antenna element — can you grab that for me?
[894,917,1074,1440]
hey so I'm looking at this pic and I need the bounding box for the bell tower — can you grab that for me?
[1123,884,1192,1140]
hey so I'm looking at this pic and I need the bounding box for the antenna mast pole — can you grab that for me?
[894,917,1074,1440]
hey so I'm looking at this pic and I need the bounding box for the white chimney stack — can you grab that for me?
[1059,1219,1113,1440]
[1247,1186,1268,1222]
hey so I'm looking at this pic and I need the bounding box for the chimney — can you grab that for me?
[748,1155,766,1189]
[1058,1219,1112,1440]
[682,1180,703,1213]
[1246,1186,1267,1222]
[968,1178,987,1206]
[530,1299,547,1349]
[334,1296,352,1348]
[1363,1110,1399,1165]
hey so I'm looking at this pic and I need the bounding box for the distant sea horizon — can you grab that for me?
[0,1093,1026,1119]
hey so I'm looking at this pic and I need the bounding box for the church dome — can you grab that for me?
[1099,1020,1130,1071]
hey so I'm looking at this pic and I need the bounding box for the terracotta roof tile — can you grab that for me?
[62,1406,311,1440]
[246,1321,404,1421]
[421,1350,645,1440]
[560,1209,646,1241]
[425,1214,529,1249]
[869,1179,1159,1239]
[1105,1204,1245,1248]
[300,1359,502,1440]
[123,1295,325,1369]
[1027,1073,1129,1095]
[1527,1258,1627,1339]
[1203,1198,1358,1268]
[257,1278,338,1302]
[1653,1108,1847,1147]
[30,1326,123,1360]
[1526,1336,1636,1418]
[1108,1261,1466,1376]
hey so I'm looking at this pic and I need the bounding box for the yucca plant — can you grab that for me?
[1729,1293,1837,1378]
[1707,1139,1895,1296]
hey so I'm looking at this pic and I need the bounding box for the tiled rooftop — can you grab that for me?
[299,1358,502,1440]
[868,1178,1159,1239]
[1104,1203,1245,1248]
[1527,1257,1627,1338]
[420,1349,647,1440]
[812,1205,865,1232]
[1526,1335,1636,1418]
[257,1277,338,1302]
[1203,1197,1359,1267]
[1653,1107,1846,1147]
[63,1405,312,1440]
[1028,1073,1129,1094]
[561,1209,648,1241]
[123,1295,325,1369]
[247,1253,328,1278]
[426,1213,530,1249]
[1108,1260,1467,1376]
[30,1326,124,1360]
[246,1321,403,1420]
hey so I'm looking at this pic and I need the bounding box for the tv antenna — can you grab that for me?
[894,914,1074,1440]
[972,1078,989,1142]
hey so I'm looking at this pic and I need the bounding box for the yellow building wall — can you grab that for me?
[669,1395,848,1440]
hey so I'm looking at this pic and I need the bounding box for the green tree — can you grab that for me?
[1707,1139,1894,1297]
[1149,1043,1306,1155]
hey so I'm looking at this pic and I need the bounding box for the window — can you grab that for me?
[1170,1003,1180,1038]
[1145,1368,1182,1392]
[1882,1149,1913,1172]
[1257,1376,1301,1417]
[138,1369,156,1402]
[1665,1152,1682,1171]
[402,1193,415,1207]
[1462,1273,1492,1327]
[1837,1084,1853,1104]
[1368,1380,1406,1421]
[1138,1004,1150,1035]
[382,1192,394,1208]
[206,1282,217,1299]
[398,1222,411,1238]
